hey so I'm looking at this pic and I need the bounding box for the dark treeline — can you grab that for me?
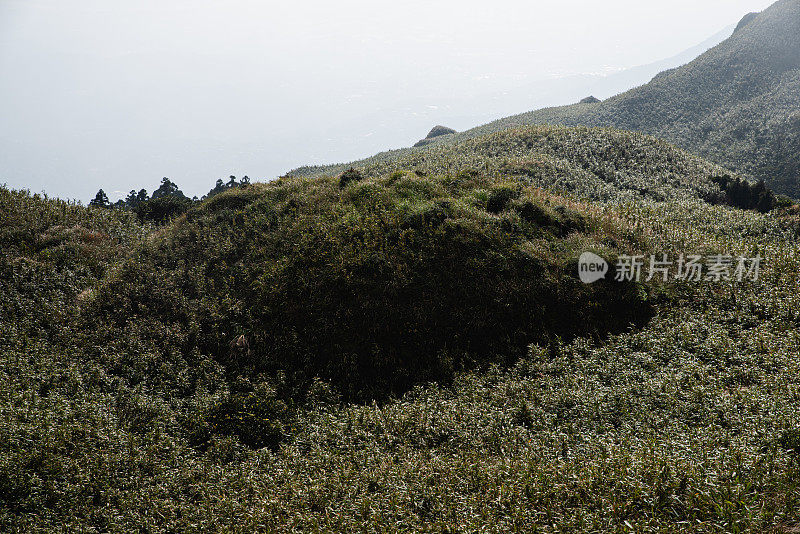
[708,174,785,213]
[89,175,251,224]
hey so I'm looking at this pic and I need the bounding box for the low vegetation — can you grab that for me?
[2,125,800,532]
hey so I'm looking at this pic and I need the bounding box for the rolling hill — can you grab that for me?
[294,0,800,197]
[4,124,800,530]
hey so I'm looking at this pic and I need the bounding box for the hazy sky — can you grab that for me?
[0,0,777,201]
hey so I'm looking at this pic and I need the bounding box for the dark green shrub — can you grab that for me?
[779,429,800,456]
[708,175,778,213]
[511,402,535,429]
[190,384,291,450]
[776,194,796,210]
[486,185,520,214]
[339,167,363,188]
[132,194,194,224]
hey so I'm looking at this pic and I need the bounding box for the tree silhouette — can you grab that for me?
[152,177,185,200]
[125,190,139,207]
[89,189,110,208]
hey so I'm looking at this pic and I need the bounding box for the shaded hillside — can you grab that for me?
[294,0,800,196]
[85,168,651,403]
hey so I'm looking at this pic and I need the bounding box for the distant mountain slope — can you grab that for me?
[445,0,800,196]
[294,0,800,197]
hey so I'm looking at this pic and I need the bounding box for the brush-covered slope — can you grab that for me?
[85,168,651,402]
[461,0,800,195]
[87,124,769,404]
[81,126,773,404]
[294,125,746,205]
[3,137,800,530]
[0,188,143,342]
[0,189,151,529]
[295,0,800,196]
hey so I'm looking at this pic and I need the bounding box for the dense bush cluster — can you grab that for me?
[708,174,778,212]
[188,383,292,450]
[90,175,252,225]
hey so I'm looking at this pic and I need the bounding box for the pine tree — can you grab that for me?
[152,177,185,200]
[89,189,110,208]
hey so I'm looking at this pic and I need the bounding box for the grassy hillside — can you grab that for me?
[294,0,800,197]
[85,170,652,404]
[3,125,800,531]
[295,126,742,204]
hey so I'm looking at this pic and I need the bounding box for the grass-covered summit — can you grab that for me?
[86,161,651,401]
[294,125,761,206]
[413,125,458,147]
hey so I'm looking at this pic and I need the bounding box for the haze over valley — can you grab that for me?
[0,0,773,200]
